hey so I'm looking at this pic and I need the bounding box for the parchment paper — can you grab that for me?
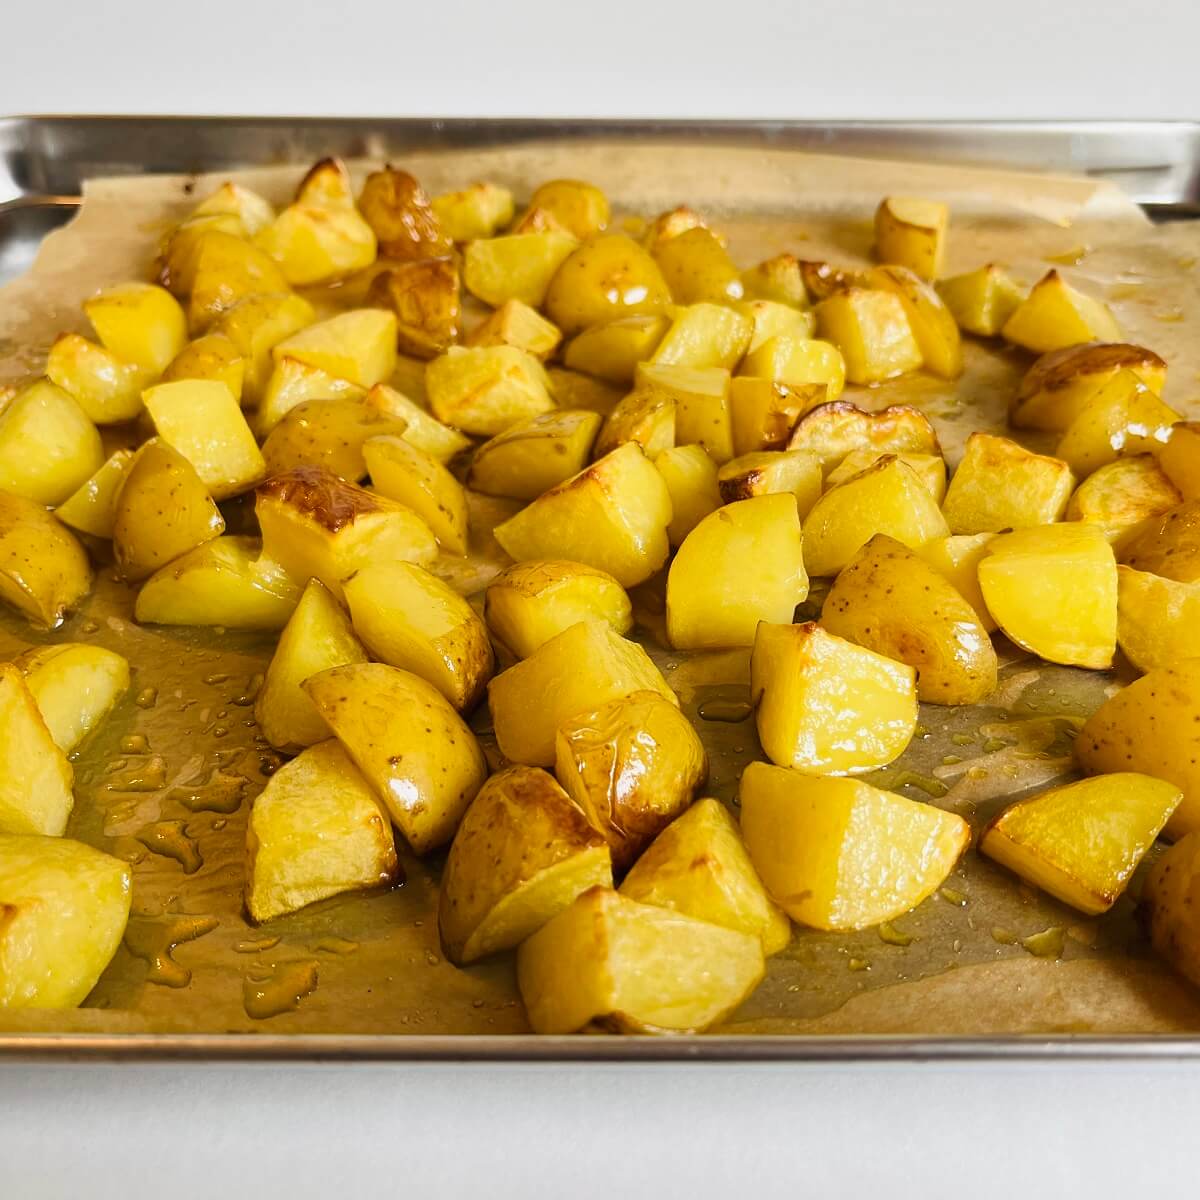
[3,141,1200,1038]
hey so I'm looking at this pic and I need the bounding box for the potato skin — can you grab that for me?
[0,490,92,628]
[358,167,451,260]
[1120,500,1200,582]
[1142,832,1200,989]
[543,235,672,336]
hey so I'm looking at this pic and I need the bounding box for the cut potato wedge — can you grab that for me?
[874,195,948,281]
[825,449,946,503]
[652,228,744,306]
[468,410,602,501]
[45,333,146,424]
[426,345,554,437]
[1142,832,1200,989]
[739,336,845,401]
[1066,455,1181,544]
[648,301,752,370]
[258,357,365,434]
[432,182,514,242]
[162,333,245,404]
[786,401,940,473]
[1002,270,1121,353]
[563,315,669,385]
[362,434,469,554]
[543,234,671,335]
[13,644,130,757]
[1159,420,1200,500]
[914,532,997,633]
[271,309,397,389]
[84,282,188,375]
[814,288,923,384]
[365,384,472,464]
[218,292,315,402]
[1120,499,1200,583]
[729,377,825,456]
[654,443,722,545]
[463,231,579,308]
[262,398,409,482]
[741,253,809,307]
[717,450,823,512]
[465,298,560,360]
[1116,566,1200,674]
[0,491,92,628]
[0,665,75,837]
[634,363,733,463]
[594,387,676,460]
[54,449,136,541]
[936,264,1024,337]
[867,265,963,378]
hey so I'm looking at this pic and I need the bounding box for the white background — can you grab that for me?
[2,4,1200,1198]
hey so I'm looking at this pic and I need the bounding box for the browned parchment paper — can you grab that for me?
[3,141,1200,1039]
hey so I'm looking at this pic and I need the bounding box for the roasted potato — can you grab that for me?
[256,199,376,286]
[465,298,560,360]
[786,401,940,473]
[941,432,1073,534]
[493,443,672,587]
[739,336,846,401]
[543,234,672,336]
[594,387,676,460]
[619,797,791,955]
[305,662,487,854]
[728,377,825,456]
[825,449,946,503]
[546,367,624,416]
[258,357,366,435]
[0,665,75,837]
[363,434,469,554]
[635,363,733,463]
[1065,455,1181,543]
[488,619,676,767]
[717,450,822,512]
[343,560,494,712]
[187,231,292,329]
[1158,420,1200,500]
[740,253,809,307]
[815,288,923,383]
[874,195,948,281]
[1002,270,1121,353]
[134,536,300,630]
[161,332,245,404]
[867,265,963,378]
[439,765,612,964]
[255,578,368,752]
[739,762,969,931]
[245,739,399,923]
[1077,659,1200,839]
[272,309,397,389]
[467,409,602,500]
[563,315,669,384]
[45,333,146,424]
[555,689,707,872]
[484,560,633,658]
[159,214,246,295]
[0,490,92,628]
[265,393,409,483]
[256,466,437,600]
[365,383,472,464]
[366,258,460,359]
[652,226,743,305]
[0,379,104,506]
[653,443,722,545]
[218,291,315,401]
[517,886,763,1034]
[1142,832,1200,988]
[0,835,131,1008]
[801,455,949,577]
[798,259,871,302]
[822,534,998,705]
[462,231,580,308]
[14,644,130,757]
[294,157,357,209]
[432,182,515,242]
[1116,566,1200,673]
[649,302,753,371]
[426,345,554,437]
[84,281,187,374]
[112,439,225,582]
[751,621,917,775]
[936,264,1024,337]
[642,205,713,252]
[526,178,610,239]
[737,299,816,352]
[1120,499,1200,582]
[54,449,136,540]
[357,167,450,260]
[667,494,807,649]
[143,379,265,499]
[978,523,1117,669]
[190,180,275,235]
[981,774,1181,915]
[914,532,998,632]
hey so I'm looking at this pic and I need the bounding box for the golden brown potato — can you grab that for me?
[786,401,940,473]
[740,762,968,931]
[527,179,610,239]
[741,253,809,307]
[635,363,733,463]
[438,765,612,964]
[262,398,409,482]
[462,231,580,308]
[798,259,871,302]
[1119,499,1200,582]
[432,181,514,242]
[190,180,275,234]
[1065,455,1181,543]
[563,315,669,385]
[465,299,561,360]
[739,336,846,401]
[642,205,713,252]
[484,560,633,659]
[357,167,451,260]
[1142,832,1200,988]
[649,302,753,370]
[594,387,676,460]
[914,533,997,632]
[653,443,722,545]
[0,491,92,628]
[543,234,672,336]
[426,345,554,437]
[874,196,949,281]
[942,432,1074,534]
[728,377,825,456]
[162,332,245,404]
[518,886,764,1034]
[343,561,494,712]
[821,534,998,705]
[814,288,923,383]
[45,333,146,424]
[652,227,743,304]
[716,450,822,513]
[555,690,706,872]
[1116,566,1200,674]
[867,265,963,378]
[667,494,808,649]
[751,621,917,775]
[467,410,602,501]
[272,309,397,389]
[825,449,946,503]
[13,643,129,757]
[305,662,488,853]
[187,231,292,329]
[619,797,791,955]
[245,739,399,923]
[936,264,1024,337]
[488,619,677,767]
[0,664,76,837]
[112,439,225,582]
[362,434,469,554]
[1002,270,1121,353]
[0,835,131,1008]
[365,258,460,359]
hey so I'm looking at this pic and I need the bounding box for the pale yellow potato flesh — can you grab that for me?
[432,182,514,242]
[936,264,1023,337]
[728,377,826,456]
[874,195,949,281]
[363,434,469,554]
[825,449,946,503]
[652,228,744,306]
[13,643,130,756]
[0,490,92,629]
[463,231,579,309]
[271,309,397,388]
[563,315,669,384]
[648,301,753,370]
[84,281,187,374]
[1065,455,1181,544]
[543,234,671,335]
[739,336,846,402]
[0,664,75,837]
[1001,270,1121,353]
[1116,566,1200,674]
[45,333,146,424]
[426,345,554,437]
[815,287,923,384]
[717,450,823,513]
[653,443,722,545]
[634,363,734,463]
[467,409,601,501]
[914,532,998,633]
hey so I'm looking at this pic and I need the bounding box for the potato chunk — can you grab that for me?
[463,231,580,308]
[667,495,808,649]
[1066,455,1181,543]
[134,536,300,630]
[256,466,437,600]
[1077,660,1200,839]
[563,315,669,384]
[1012,341,1168,432]
[1002,270,1121,353]
[874,196,949,281]
[45,333,146,424]
[867,265,963,378]
[0,491,92,628]
[528,179,610,238]
[255,202,376,286]
[365,384,472,464]
[914,532,997,632]
[635,363,733,463]
[654,444,722,545]
[1054,370,1179,477]
[218,292,315,402]
[84,281,187,374]
[786,401,940,473]
[741,253,809,307]
[0,835,131,1008]
[815,288,923,383]
[751,621,917,775]
[494,443,672,587]
[467,410,601,501]
[187,232,292,330]
[825,449,946,503]
[484,560,632,659]
[488,619,676,767]
[739,336,846,401]
[305,662,486,853]
[978,523,1116,669]
[255,578,368,751]
[936,264,1024,337]
[426,345,553,437]
[366,258,460,359]
[190,180,275,234]
[717,450,822,512]
[1158,420,1200,500]
[739,763,969,931]
[162,332,245,404]
[258,357,366,434]
[432,181,514,242]
[143,379,265,499]
[245,740,398,923]
[942,432,1073,534]
[652,227,744,305]
[1142,832,1200,989]
[0,665,75,837]
[262,398,409,482]
[555,690,706,872]
[357,167,449,260]
[1116,566,1200,674]
[981,774,1180,915]
[439,766,612,964]
[14,644,130,757]
[822,534,998,705]
[0,379,104,506]
[594,387,676,460]
[517,887,763,1034]
[54,449,135,540]
[544,235,672,335]
[648,302,753,370]
[361,434,468,554]
[728,377,825,455]
[620,798,790,955]
[466,298,560,360]
[801,455,949,577]
[113,439,224,581]
[642,205,712,252]
[1120,499,1200,582]
[272,309,397,389]
[737,299,816,352]
[343,561,494,712]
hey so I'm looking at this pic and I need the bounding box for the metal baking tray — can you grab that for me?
[3,116,1200,1064]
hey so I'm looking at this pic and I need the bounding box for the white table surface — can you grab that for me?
[2,4,1200,1196]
